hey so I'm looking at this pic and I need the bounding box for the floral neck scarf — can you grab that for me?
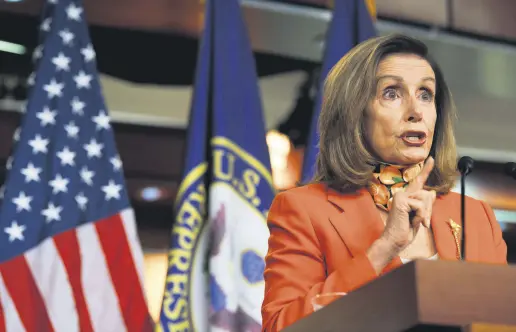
[367,162,423,211]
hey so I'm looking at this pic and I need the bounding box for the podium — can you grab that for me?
[283,260,516,332]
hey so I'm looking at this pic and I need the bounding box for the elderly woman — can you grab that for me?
[261,34,507,331]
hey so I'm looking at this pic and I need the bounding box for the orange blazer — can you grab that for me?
[261,183,507,331]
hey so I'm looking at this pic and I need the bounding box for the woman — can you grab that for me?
[261,34,507,331]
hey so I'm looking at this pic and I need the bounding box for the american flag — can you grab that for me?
[0,0,154,331]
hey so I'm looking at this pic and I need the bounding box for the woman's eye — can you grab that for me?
[420,89,435,102]
[382,88,398,100]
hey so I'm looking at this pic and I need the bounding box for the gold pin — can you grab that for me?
[448,219,462,259]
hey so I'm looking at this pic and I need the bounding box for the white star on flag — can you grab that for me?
[27,72,36,86]
[75,193,88,210]
[36,107,57,126]
[93,111,110,130]
[66,3,83,21]
[57,147,76,166]
[41,202,62,223]
[110,156,122,171]
[49,174,69,194]
[33,45,44,61]
[74,71,92,89]
[52,52,71,71]
[43,79,64,98]
[13,128,21,142]
[80,166,94,185]
[102,180,122,200]
[4,221,26,242]
[40,18,52,32]
[81,44,95,62]
[28,134,49,154]
[20,163,42,183]
[12,192,33,212]
[71,96,85,115]
[65,121,80,138]
[59,29,75,45]
[6,157,13,170]
[84,139,103,158]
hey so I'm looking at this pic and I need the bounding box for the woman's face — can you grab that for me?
[365,53,437,166]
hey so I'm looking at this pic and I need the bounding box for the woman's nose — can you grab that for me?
[405,96,423,122]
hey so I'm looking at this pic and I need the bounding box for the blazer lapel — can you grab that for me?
[431,195,461,261]
[326,188,474,268]
[327,188,402,272]
[431,193,480,261]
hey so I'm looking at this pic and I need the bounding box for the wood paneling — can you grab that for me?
[3,0,516,43]
[0,0,202,36]
[376,0,449,27]
[452,0,516,41]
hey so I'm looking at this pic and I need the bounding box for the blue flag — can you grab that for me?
[301,0,376,181]
[156,0,275,330]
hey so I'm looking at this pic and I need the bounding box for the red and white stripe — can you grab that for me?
[0,208,154,332]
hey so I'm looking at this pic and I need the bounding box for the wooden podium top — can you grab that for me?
[283,260,516,332]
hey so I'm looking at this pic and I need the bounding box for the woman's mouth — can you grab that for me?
[401,131,427,146]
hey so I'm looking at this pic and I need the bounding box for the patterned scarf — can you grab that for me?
[367,162,423,211]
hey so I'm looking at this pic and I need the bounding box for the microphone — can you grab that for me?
[504,162,516,179]
[458,156,474,260]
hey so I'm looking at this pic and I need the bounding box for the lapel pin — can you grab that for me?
[447,219,462,259]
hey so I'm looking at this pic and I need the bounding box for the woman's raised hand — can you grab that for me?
[382,157,436,249]
[367,157,437,274]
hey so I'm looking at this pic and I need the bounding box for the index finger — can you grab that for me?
[406,156,435,192]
